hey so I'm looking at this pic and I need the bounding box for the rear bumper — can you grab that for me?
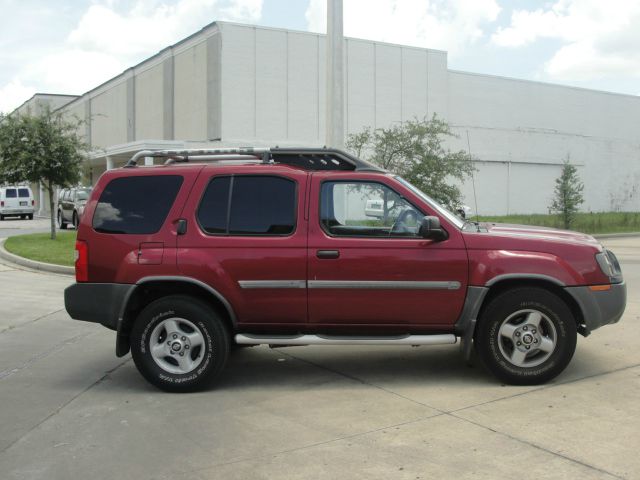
[64,283,135,330]
[564,282,627,334]
[1,208,34,215]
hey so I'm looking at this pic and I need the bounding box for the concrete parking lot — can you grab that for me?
[0,216,52,238]
[0,228,638,479]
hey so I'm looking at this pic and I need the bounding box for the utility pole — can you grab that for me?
[326,0,344,148]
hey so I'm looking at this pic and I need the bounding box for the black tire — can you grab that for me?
[28,214,33,220]
[72,212,79,229]
[130,295,230,392]
[475,287,577,385]
[0,215,3,221]
[57,210,68,229]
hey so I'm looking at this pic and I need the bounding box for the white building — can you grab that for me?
[17,21,640,215]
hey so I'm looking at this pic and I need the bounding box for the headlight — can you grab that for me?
[596,250,623,283]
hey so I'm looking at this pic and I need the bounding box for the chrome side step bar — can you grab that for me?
[235,334,457,346]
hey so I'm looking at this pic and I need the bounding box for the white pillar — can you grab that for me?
[326,0,344,149]
[106,156,115,170]
[38,182,46,216]
[144,156,154,166]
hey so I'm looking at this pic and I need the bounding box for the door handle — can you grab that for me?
[316,250,340,259]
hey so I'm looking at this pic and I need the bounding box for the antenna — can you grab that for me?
[466,130,480,226]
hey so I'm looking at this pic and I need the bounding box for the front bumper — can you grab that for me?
[564,282,627,334]
[64,283,135,330]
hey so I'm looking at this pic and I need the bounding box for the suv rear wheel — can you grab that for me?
[475,287,577,385]
[131,295,230,392]
[57,210,68,229]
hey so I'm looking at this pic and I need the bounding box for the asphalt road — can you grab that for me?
[0,235,638,479]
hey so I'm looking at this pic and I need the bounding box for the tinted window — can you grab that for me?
[18,188,30,198]
[197,176,296,235]
[229,177,296,235]
[5,189,16,198]
[197,177,230,234]
[320,181,422,238]
[93,176,183,234]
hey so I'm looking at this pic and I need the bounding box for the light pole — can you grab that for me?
[326,0,344,149]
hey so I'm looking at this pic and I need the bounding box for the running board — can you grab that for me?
[235,333,457,346]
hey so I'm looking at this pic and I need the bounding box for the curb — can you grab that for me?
[0,238,74,276]
[592,232,640,239]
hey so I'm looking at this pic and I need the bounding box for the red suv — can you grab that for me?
[64,148,626,392]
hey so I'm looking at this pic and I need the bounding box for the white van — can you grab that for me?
[0,186,35,220]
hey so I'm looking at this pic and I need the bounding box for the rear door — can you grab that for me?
[4,188,18,210]
[177,166,309,327]
[307,173,468,330]
[81,167,200,283]
[17,188,31,210]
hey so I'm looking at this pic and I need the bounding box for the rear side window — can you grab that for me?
[5,189,16,198]
[18,188,30,198]
[197,175,296,235]
[93,176,183,234]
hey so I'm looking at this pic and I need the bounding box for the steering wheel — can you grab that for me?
[390,209,418,235]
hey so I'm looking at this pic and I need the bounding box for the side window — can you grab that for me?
[197,177,230,234]
[93,175,183,234]
[320,181,422,237]
[197,175,296,236]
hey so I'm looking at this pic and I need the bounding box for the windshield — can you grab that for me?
[395,176,465,229]
[76,191,89,201]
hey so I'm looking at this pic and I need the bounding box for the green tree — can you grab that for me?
[550,157,584,229]
[346,115,475,210]
[0,107,86,239]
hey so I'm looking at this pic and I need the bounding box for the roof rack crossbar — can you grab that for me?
[124,147,384,172]
[125,148,272,167]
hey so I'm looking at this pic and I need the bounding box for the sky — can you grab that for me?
[2,0,640,113]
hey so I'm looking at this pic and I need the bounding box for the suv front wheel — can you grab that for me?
[130,295,230,392]
[475,287,577,385]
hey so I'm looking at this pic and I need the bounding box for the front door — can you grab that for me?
[307,174,468,330]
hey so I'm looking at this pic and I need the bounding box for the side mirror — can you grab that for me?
[419,216,448,241]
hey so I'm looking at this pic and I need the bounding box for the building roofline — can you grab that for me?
[215,20,449,55]
[59,21,221,111]
[448,69,640,101]
[43,20,637,115]
[10,92,78,115]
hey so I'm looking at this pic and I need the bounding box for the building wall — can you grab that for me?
[219,23,449,145]
[48,22,640,215]
[447,71,640,214]
[91,81,128,148]
[174,41,208,140]
[135,63,164,140]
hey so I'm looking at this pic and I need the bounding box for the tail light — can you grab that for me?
[75,240,89,282]
[1,201,3,207]
[32,200,35,206]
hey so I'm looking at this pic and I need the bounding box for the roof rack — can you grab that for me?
[124,147,384,172]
